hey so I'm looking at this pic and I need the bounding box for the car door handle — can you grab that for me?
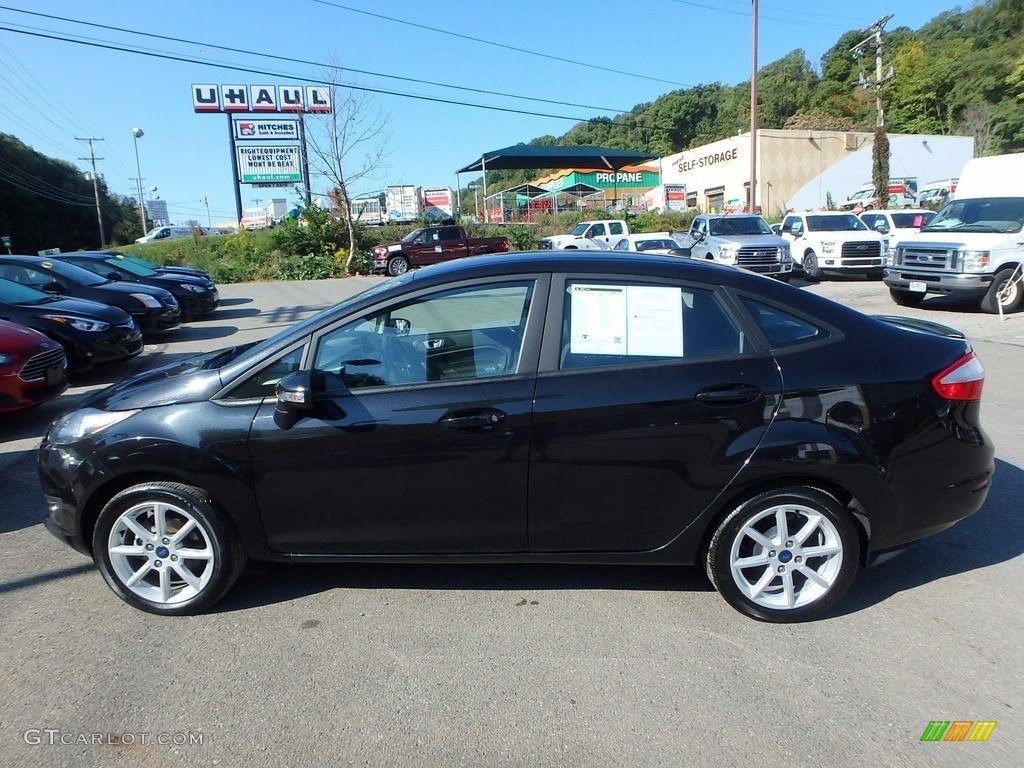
[695,384,763,405]
[439,408,506,430]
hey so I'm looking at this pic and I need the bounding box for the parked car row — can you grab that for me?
[0,252,220,413]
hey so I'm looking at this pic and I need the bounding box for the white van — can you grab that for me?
[135,226,210,244]
[884,153,1024,313]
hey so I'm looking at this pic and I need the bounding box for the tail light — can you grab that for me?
[931,352,985,401]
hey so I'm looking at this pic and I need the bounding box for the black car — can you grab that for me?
[56,252,219,321]
[96,250,214,285]
[0,255,180,334]
[39,252,994,621]
[0,277,143,371]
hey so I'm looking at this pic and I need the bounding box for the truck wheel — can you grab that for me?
[387,256,410,276]
[802,252,821,282]
[889,287,925,307]
[980,267,1023,314]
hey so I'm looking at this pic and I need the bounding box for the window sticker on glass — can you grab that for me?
[569,284,684,356]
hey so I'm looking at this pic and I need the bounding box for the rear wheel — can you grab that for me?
[980,267,1023,314]
[387,256,410,276]
[705,487,860,622]
[802,251,821,282]
[92,482,246,615]
[889,287,925,307]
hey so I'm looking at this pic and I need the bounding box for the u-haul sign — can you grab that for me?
[234,119,299,140]
[193,84,332,114]
[236,146,302,184]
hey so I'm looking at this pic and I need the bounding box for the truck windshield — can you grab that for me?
[401,229,425,243]
[805,215,867,232]
[709,217,773,236]
[921,198,1024,234]
[570,223,591,236]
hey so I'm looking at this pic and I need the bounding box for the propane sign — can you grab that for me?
[234,119,299,141]
[236,146,302,183]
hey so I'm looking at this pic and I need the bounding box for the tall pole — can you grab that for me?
[749,0,759,214]
[131,128,146,235]
[77,137,105,247]
[200,197,212,228]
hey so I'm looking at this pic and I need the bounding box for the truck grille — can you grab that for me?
[737,246,783,268]
[19,346,66,382]
[537,240,553,250]
[894,245,957,271]
[840,240,883,266]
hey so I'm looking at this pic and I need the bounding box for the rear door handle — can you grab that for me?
[439,408,506,430]
[695,384,763,406]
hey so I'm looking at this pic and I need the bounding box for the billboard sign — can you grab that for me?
[234,119,299,141]
[236,146,302,184]
[664,183,688,212]
[192,84,332,114]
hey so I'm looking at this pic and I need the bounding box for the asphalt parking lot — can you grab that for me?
[2,272,1022,767]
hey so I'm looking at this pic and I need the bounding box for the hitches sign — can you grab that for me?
[192,84,332,113]
[236,146,302,183]
[234,120,299,141]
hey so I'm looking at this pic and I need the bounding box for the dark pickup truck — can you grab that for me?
[372,225,510,276]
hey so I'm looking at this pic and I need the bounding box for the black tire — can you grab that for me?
[802,251,821,282]
[705,487,860,622]
[889,287,925,307]
[979,267,1023,314]
[387,256,410,276]
[92,482,246,616]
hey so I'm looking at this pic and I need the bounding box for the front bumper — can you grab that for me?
[884,269,991,298]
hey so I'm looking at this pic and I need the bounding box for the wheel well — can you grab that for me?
[698,477,870,568]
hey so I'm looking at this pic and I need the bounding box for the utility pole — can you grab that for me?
[749,0,759,214]
[77,137,105,248]
[852,15,894,129]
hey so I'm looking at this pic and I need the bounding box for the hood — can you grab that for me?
[23,295,135,324]
[82,348,232,410]
[895,229,1020,248]
[95,280,176,304]
[712,234,789,247]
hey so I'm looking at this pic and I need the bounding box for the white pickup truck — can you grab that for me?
[778,211,887,281]
[884,154,1023,314]
[678,214,793,279]
[537,219,629,250]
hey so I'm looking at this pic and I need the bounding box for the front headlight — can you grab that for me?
[0,353,13,365]
[42,314,111,333]
[47,407,140,445]
[130,293,162,308]
[179,283,204,293]
[960,250,990,272]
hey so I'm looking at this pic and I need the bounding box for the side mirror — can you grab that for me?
[42,281,64,294]
[274,370,315,429]
[106,271,122,281]
[668,247,692,257]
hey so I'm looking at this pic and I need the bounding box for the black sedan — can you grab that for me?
[38,252,994,621]
[113,251,213,283]
[56,251,219,321]
[0,255,180,334]
[0,277,143,371]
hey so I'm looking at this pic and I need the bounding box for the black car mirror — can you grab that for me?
[41,281,64,294]
[274,371,315,429]
[668,247,692,257]
[105,271,122,281]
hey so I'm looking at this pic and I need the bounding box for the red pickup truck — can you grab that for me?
[372,225,510,276]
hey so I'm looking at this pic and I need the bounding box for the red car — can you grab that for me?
[0,319,68,413]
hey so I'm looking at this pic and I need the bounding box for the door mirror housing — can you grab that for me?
[275,370,315,429]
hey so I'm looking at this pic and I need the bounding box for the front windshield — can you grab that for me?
[922,197,1024,234]
[103,258,154,277]
[890,212,935,229]
[39,259,108,286]
[806,214,867,232]
[401,228,425,243]
[709,217,773,236]
[847,189,875,201]
[0,276,50,304]
[570,223,590,236]
[117,253,160,270]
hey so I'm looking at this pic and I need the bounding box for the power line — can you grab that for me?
[0,6,638,115]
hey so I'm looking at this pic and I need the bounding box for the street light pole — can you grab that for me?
[131,127,146,236]
[200,197,212,228]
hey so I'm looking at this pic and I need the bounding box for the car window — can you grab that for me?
[560,281,745,369]
[313,281,533,389]
[742,299,824,347]
[612,239,629,251]
[225,346,305,400]
[589,223,606,237]
[609,222,624,235]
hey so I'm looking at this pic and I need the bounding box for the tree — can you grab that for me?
[872,127,890,208]
[304,68,390,271]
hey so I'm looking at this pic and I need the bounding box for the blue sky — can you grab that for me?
[0,0,961,227]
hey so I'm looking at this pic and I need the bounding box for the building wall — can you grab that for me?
[657,130,975,216]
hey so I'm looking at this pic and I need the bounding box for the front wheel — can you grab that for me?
[980,267,1023,314]
[705,487,860,622]
[387,256,410,276]
[92,482,246,615]
[889,287,925,307]
[802,251,821,282]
